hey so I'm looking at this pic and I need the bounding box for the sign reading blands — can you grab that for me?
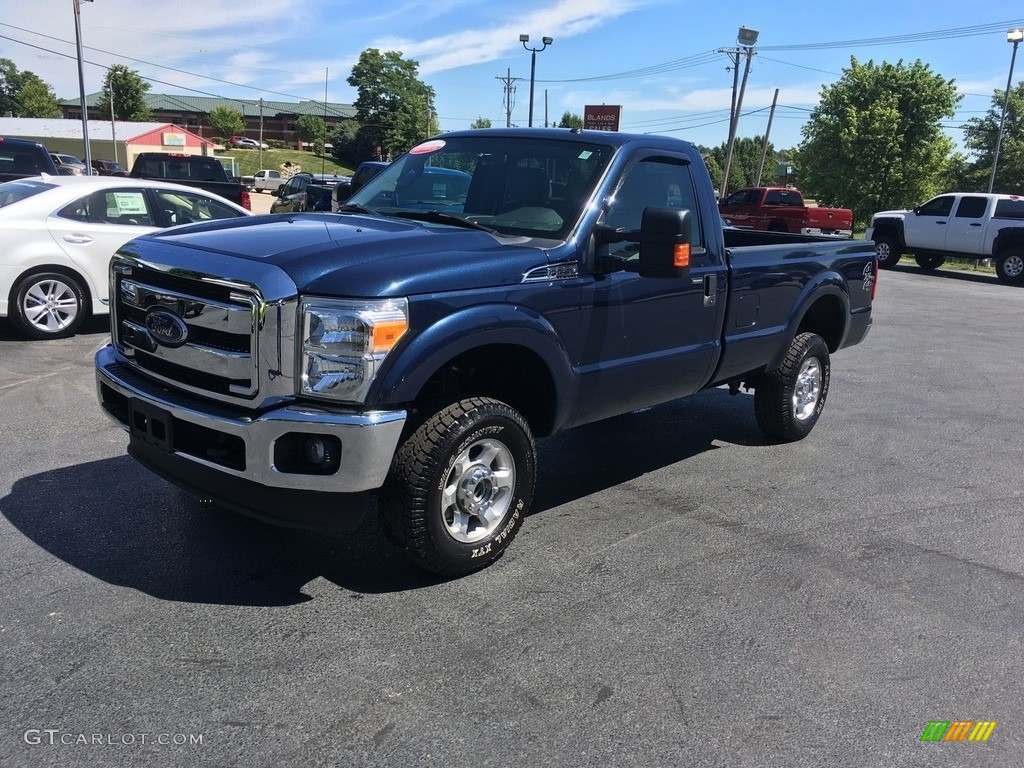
[584,105,622,132]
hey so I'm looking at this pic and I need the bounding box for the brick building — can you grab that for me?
[61,93,356,147]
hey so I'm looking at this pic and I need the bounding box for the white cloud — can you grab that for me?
[374,0,656,74]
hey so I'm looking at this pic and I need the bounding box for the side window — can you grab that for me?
[743,189,760,205]
[155,190,241,224]
[994,199,1024,219]
[66,190,153,226]
[954,197,987,219]
[602,156,703,259]
[722,190,747,206]
[918,196,954,217]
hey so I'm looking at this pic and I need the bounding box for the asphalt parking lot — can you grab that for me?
[1,266,1022,767]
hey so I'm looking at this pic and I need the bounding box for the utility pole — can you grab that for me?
[73,0,94,174]
[495,69,522,127]
[718,27,759,200]
[755,88,780,187]
[258,97,264,169]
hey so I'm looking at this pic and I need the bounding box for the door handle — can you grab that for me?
[970,223,982,227]
[63,234,93,243]
[703,274,717,307]
[936,221,947,225]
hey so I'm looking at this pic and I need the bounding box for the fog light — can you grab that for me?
[273,432,342,475]
[305,437,327,465]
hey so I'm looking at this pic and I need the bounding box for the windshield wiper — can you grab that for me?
[390,210,497,234]
[336,203,375,214]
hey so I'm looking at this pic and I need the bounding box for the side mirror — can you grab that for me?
[636,207,693,280]
[275,185,285,196]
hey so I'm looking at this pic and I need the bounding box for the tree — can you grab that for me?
[960,82,1024,193]
[296,114,326,154]
[0,58,61,117]
[557,111,582,129]
[705,136,774,191]
[469,117,492,129]
[15,73,61,118]
[0,58,24,116]
[208,105,244,140]
[97,65,152,121]
[347,48,435,159]
[798,57,961,225]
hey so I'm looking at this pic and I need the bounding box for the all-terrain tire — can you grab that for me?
[915,254,946,271]
[874,235,902,268]
[379,397,536,577]
[754,332,831,442]
[996,248,1024,284]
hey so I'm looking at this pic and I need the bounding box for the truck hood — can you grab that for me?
[142,213,554,296]
[872,208,910,220]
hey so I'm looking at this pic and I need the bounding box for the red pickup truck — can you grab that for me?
[719,187,853,238]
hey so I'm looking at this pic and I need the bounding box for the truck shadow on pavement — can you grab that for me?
[1,388,762,604]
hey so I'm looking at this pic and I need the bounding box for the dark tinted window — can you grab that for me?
[0,179,55,208]
[994,199,1024,219]
[918,196,954,216]
[954,196,988,218]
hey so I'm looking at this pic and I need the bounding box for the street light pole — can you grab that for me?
[520,34,552,128]
[988,27,1023,194]
[73,0,94,174]
[719,26,758,200]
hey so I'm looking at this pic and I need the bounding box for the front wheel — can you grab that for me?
[379,397,536,577]
[874,235,902,268]
[996,248,1024,284]
[754,332,831,442]
[915,254,946,271]
[10,271,87,339]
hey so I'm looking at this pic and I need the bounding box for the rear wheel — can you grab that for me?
[874,235,902,268]
[915,254,946,271]
[996,248,1024,284]
[379,397,536,577]
[10,271,87,339]
[754,332,831,442]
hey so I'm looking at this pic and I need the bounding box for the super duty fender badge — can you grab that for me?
[862,262,876,293]
[144,308,189,347]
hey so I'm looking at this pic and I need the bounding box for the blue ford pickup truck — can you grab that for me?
[95,128,875,576]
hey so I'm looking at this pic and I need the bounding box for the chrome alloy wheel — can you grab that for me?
[440,437,516,543]
[22,278,79,333]
[792,357,823,422]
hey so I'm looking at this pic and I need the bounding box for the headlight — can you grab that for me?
[300,297,409,403]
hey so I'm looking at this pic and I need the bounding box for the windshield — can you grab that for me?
[346,135,614,239]
[0,179,55,209]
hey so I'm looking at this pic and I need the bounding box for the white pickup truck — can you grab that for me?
[867,193,1024,283]
[245,169,285,193]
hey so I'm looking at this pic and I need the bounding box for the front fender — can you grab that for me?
[371,303,577,425]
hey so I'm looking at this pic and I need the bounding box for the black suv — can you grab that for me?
[270,172,351,214]
[91,159,127,176]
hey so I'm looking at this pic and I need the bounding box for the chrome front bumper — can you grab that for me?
[95,345,406,495]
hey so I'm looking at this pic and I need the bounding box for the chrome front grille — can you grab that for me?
[117,279,259,397]
[109,248,299,410]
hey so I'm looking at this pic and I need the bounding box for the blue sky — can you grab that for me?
[2,0,1023,155]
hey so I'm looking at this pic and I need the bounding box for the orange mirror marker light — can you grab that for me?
[674,243,691,267]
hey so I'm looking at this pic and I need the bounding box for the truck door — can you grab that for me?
[944,195,989,254]
[575,153,726,421]
[903,194,955,251]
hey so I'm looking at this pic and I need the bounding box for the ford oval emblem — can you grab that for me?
[144,308,189,347]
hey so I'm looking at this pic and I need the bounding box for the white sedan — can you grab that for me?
[0,176,251,339]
